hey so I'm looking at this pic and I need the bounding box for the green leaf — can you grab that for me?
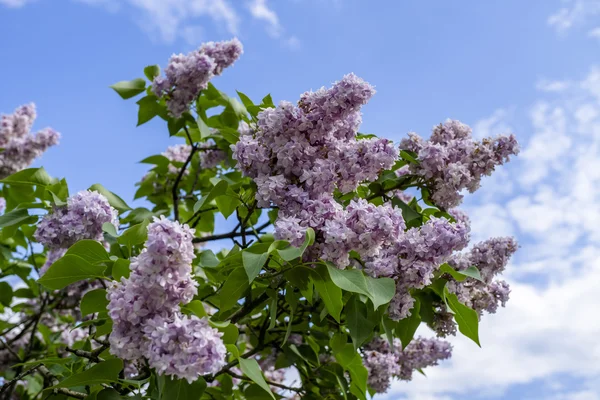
[38,255,105,290]
[144,65,160,81]
[139,155,170,168]
[160,376,206,400]
[65,240,110,265]
[277,228,315,261]
[97,388,122,400]
[112,259,130,281]
[137,95,160,126]
[219,267,250,311]
[439,264,484,283]
[1,167,52,186]
[392,197,421,224]
[215,195,240,219]
[118,220,149,248]
[55,359,123,388]
[193,180,229,212]
[381,316,396,348]
[238,358,276,400]
[326,264,395,310]
[400,150,419,165]
[364,276,396,309]
[346,296,376,350]
[80,289,109,317]
[310,263,342,322]
[102,222,118,238]
[237,91,254,108]
[396,298,421,349]
[89,184,131,212]
[196,117,212,140]
[183,300,207,318]
[446,290,480,346]
[0,208,32,229]
[0,282,13,306]
[242,250,269,283]
[48,190,67,206]
[261,94,274,107]
[110,78,146,99]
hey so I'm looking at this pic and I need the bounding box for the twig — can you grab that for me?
[64,346,106,363]
[227,371,303,393]
[192,221,271,244]
[172,126,198,221]
[0,365,41,396]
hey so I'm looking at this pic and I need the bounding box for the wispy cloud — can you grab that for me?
[548,0,600,33]
[1,0,299,47]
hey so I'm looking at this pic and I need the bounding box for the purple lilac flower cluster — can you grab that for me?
[399,119,519,209]
[34,190,119,250]
[0,198,5,214]
[443,237,517,320]
[152,39,243,117]
[107,217,226,382]
[0,104,60,179]
[363,337,452,393]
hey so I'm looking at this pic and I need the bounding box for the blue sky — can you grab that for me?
[2,0,600,399]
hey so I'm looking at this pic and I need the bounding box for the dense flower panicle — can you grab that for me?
[144,314,226,382]
[362,337,452,393]
[399,119,519,209]
[462,237,518,283]
[395,337,452,381]
[363,349,400,393]
[152,38,243,117]
[107,217,225,380]
[34,190,118,250]
[199,141,227,169]
[0,104,60,178]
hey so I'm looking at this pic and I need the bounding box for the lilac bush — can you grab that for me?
[0,38,520,400]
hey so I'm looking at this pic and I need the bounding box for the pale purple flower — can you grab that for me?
[0,104,60,178]
[35,190,118,250]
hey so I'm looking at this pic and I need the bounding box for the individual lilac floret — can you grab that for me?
[144,314,227,383]
[0,104,60,179]
[399,119,519,209]
[34,190,118,250]
[152,39,243,117]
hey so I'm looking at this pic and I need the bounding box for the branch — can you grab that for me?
[38,366,87,399]
[172,125,198,221]
[228,292,270,324]
[192,221,271,244]
[227,371,302,393]
[65,345,107,363]
[0,365,41,396]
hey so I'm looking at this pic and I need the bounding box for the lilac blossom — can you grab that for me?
[144,313,226,382]
[399,119,519,209]
[152,39,243,117]
[107,217,226,380]
[0,104,60,179]
[34,190,118,250]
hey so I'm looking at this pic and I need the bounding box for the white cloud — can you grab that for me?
[548,0,600,33]
[382,65,600,400]
[536,79,571,92]
[472,108,513,140]
[0,0,299,46]
[0,0,35,6]
[589,27,600,39]
[247,0,281,37]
